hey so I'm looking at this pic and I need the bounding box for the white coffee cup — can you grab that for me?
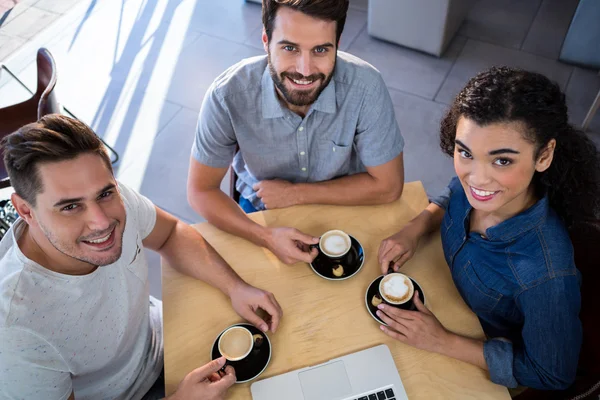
[379,273,414,305]
[319,230,352,258]
[218,326,253,362]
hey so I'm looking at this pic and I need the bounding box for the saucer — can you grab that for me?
[364,275,426,326]
[310,235,365,281]
[211,323,271,383]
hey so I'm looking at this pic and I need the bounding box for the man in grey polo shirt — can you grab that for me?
[187,0,404,265]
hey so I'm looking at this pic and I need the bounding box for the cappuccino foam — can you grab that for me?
[322,233,350,256]
[219,327,252,361]
[381,274,413,304]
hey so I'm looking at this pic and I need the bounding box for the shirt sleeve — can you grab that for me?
[429,176,461,210]
[192,84,237,168]
[0,327,72,400]
[354,73,404,167]
[117,181,157,239]
[483,275,582,390]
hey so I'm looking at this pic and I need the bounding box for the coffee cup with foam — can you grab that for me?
[378,273,415,306]
[218,326,254,362]
[318,230,352,259]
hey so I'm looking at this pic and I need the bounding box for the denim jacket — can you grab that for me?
[433,177,582,390]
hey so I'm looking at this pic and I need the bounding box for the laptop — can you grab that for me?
[250,344,408,400]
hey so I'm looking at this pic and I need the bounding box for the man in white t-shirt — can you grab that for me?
[0,114,283,400]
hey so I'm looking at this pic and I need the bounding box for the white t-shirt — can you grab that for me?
[0,183,163,400]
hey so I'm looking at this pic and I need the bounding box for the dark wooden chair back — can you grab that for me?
[0,48,59,188]
[515,219,600,399]
[229,145,241,203]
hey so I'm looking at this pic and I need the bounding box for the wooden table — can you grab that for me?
[162,181,510,399]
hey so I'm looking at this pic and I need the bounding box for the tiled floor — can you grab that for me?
[1,0,599,299]
[0,0,80,60]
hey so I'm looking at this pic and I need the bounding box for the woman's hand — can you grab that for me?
[376,291,451,353]
[378,224,422,274]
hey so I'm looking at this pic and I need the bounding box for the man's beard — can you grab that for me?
[268,53,335,107]
[39,219,125,267]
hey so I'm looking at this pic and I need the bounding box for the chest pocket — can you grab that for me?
[453,261,502,314]
[315,140,353,180]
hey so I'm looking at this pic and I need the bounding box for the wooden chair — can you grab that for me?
[582,74,599,132]
[229,146,241,202]
[515,219,600,400]
[0,47,119,190]
[0,48,60,189]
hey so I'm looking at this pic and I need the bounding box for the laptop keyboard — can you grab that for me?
[353,387,396,400]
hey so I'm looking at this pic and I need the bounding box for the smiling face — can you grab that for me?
[23,153,126,268]
[263,6,337,112]
[454,117,555,218]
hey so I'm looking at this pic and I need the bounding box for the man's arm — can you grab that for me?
[143,204,245,294]
[187,82,284,253]
[254,153,404,208]
[186,158,319,265]
[143,204,283,331]
[296,152,404,205]
[186,158,271,250]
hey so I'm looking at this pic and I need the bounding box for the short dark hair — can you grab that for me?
[262,0,349,44]
[440,66,600,228]
[1,114,113,207]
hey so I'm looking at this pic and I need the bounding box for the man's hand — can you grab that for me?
[253,179,298,209]
[229,282,283,333]
[264,227,319,265]
[376,291,450,353]
[168,357,235,400]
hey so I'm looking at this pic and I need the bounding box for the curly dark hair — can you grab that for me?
[440,66,600,228]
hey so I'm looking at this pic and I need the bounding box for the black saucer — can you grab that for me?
[309,235,365,280]
[211,323,271,383]
[364,275,426,326]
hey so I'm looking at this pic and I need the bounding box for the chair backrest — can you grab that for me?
[571,219,600,375]
[35,48,60,118]
[515,218,600,400]
[229,145,241,202]
[0,48,59,188]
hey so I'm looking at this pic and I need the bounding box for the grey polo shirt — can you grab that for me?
[193,52,404,210]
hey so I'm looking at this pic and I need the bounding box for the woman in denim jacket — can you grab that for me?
[375,67,600,391]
